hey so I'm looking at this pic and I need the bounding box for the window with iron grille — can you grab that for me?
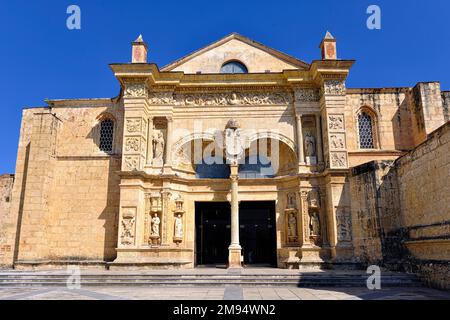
[358,112,375,149]
[99,119,114,153]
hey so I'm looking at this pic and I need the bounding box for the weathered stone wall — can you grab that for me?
[0,174,14,267]
[349,161,402,266]
[7,101,123,265]
[442,91,450,122]
[350,122,450,289]
[346,89,414,153]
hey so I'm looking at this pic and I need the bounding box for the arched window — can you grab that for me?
[358,112,375,149]
[99,119,114,153]
[239,155,275,179]
[220,61,248,74]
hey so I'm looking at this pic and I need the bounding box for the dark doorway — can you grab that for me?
[195,202,231,266]
[195,201,277,267]
[239,201,277,266]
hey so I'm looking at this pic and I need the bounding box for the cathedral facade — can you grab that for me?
[0,33,449,283]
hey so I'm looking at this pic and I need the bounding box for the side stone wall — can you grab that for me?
[0,175,14,267]
[349,122,450,289]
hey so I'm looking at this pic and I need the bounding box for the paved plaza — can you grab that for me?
[0,285,449,300]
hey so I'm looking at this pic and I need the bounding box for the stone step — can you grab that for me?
[0,272,421,287]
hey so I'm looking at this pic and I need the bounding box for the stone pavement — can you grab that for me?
[0,286,449,300]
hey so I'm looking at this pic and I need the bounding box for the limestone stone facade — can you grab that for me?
[0,33,448,286]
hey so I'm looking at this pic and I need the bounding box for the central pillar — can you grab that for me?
[228,164,242,268]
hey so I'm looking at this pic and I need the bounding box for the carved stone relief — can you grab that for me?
[328,115,345,131]
[330,133,346,149]
[336,208,352,242]
[323,80,346,96]
[120,208,136,246]
[148,92,176,105]
[125,137,140,152]
[124,155,140,171]
[294,89,320,102]
[330,152,348,168]
[146,91,293,106]
[124,83,148,98]
[126,119,142,133]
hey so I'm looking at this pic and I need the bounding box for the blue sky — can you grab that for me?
[0,0,449,174]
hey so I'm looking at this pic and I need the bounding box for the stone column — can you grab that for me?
[146,117,153,166]
[164,117,173,172]
[315,114,324,164]
[228,164,242,268]
[296,115,305,165]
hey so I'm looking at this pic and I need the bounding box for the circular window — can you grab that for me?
[220,61,248,74]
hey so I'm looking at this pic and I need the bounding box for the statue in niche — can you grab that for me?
[152,131,165,163]
[309,211,320,236]
[308,189,320,208]
[288,212,298,238]
[304,131,316,157]
[151,213,160,237]
[174,214,183,239]
[287,193,296,209]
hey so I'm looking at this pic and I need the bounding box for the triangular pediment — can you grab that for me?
[161,33,309,74]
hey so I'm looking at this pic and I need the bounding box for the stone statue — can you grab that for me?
[288,213,297,238]
[152,131,165,162]
[151,213,160,237]
[287,193,296,209]
[304,132,316,157]
[310,211,320,236]
[174,214,183,239]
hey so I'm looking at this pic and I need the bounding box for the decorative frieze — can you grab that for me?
[146,91,293,106]
[148,92,177,105]
[124,83,148,98]
[323,80,346,96]
[294,89,320,102]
